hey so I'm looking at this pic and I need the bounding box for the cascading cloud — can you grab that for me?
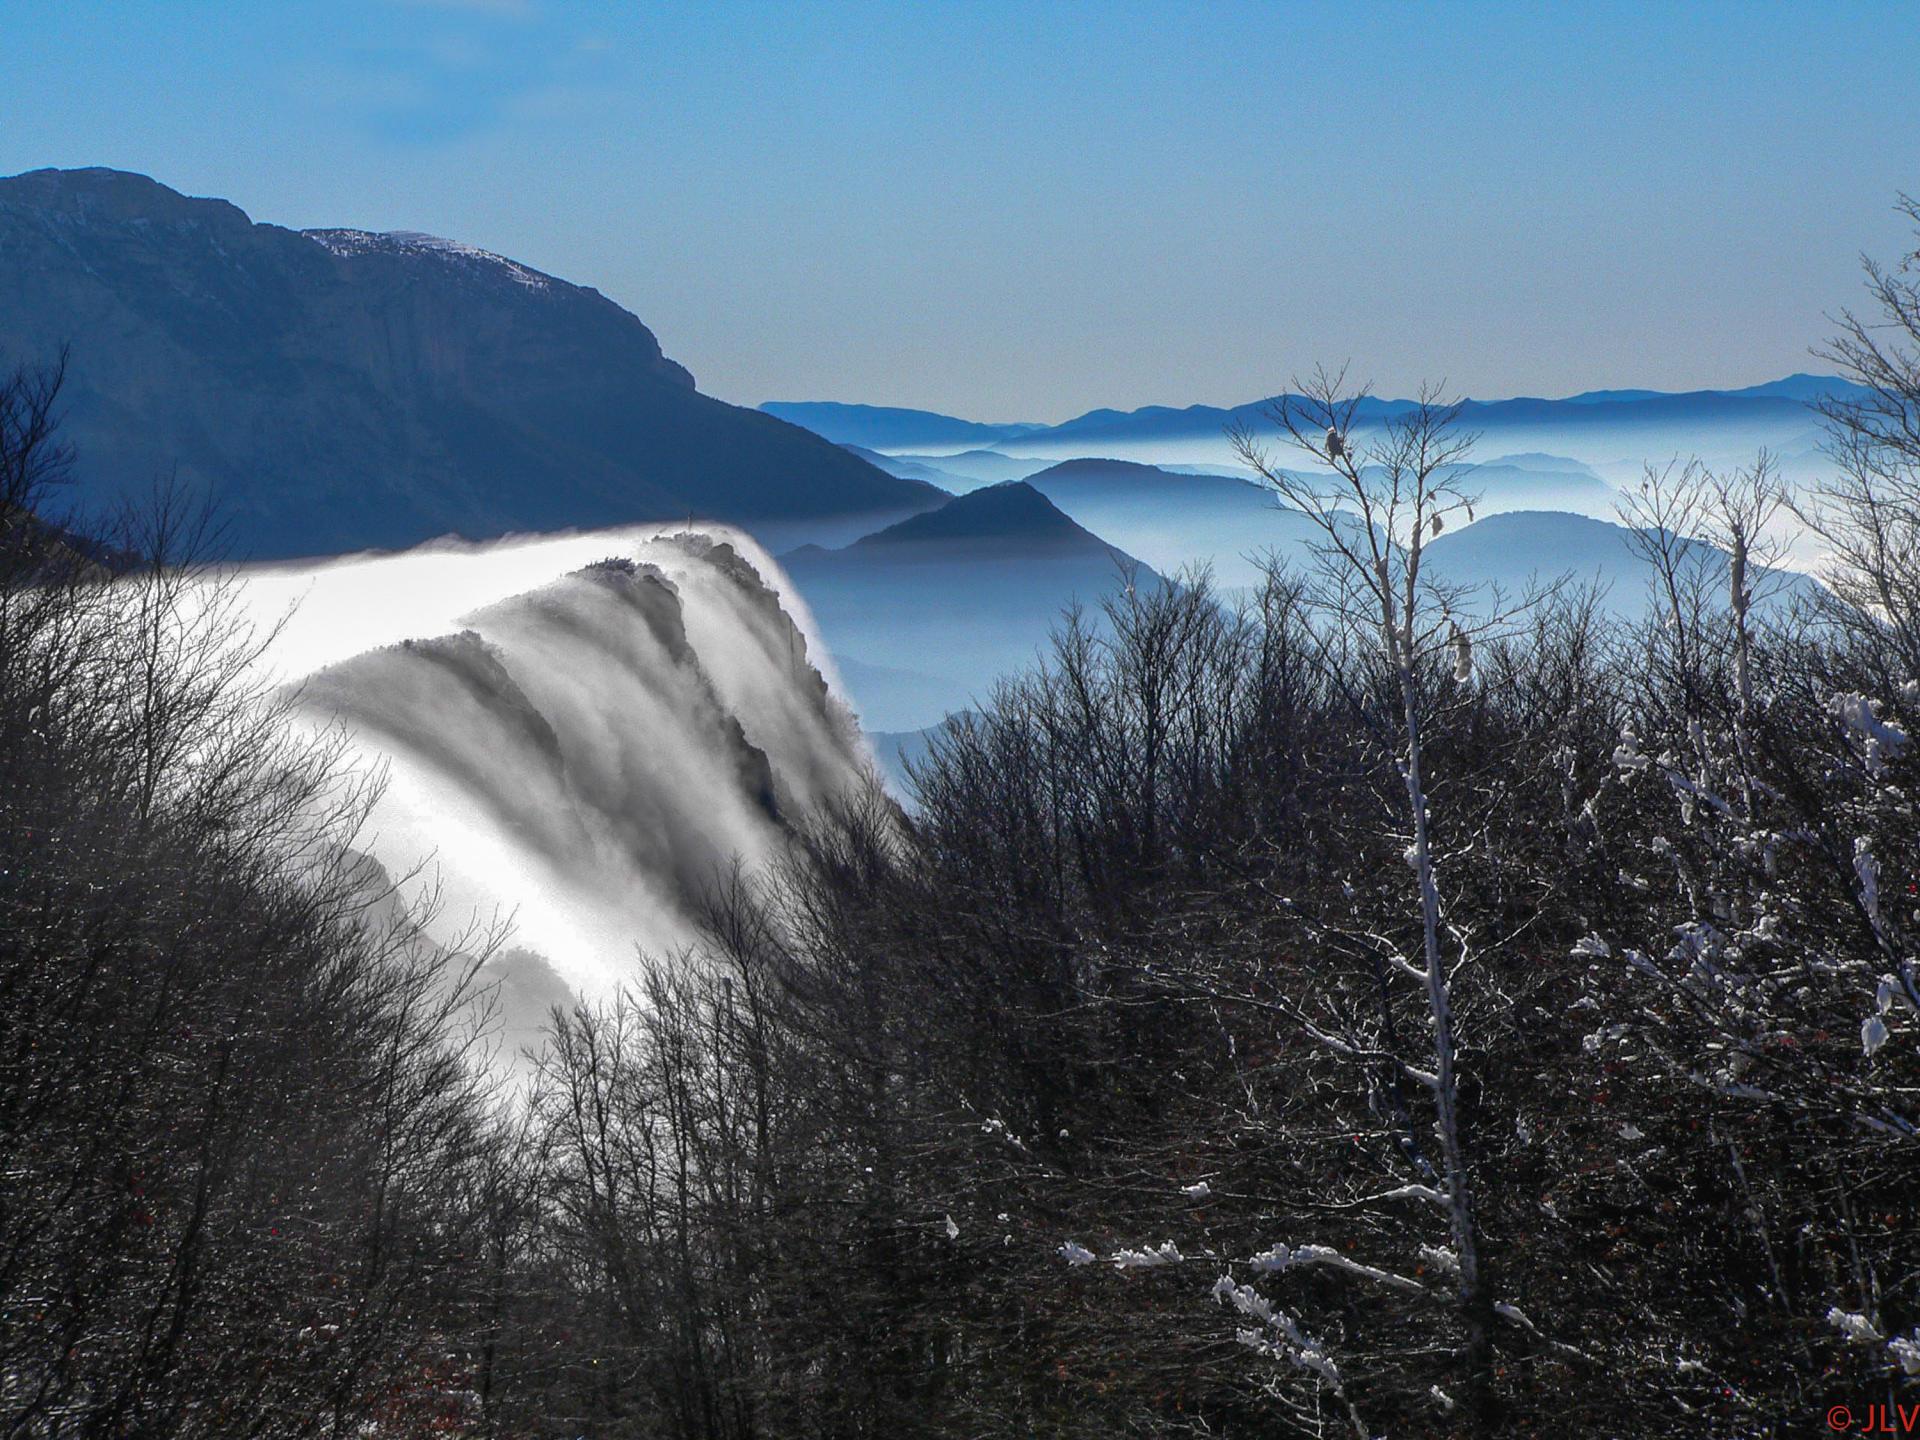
[228,524,877,1058]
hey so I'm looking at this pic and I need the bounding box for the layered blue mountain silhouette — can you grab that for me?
[1,166,1842,748]
[1422,510,1825,618]
[1018,458,1320,591]
[0,167,943,557]
[842,446,1040,492]
[840,446,978,490]
[762,378,1863,474]
[1434,457,1617,515]
[780,482,1160,730]
[889,450,1041,487]
[761,401,1043,450]
[836,478,1112,552]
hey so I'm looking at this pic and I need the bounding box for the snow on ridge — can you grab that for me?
[303,227,552,290]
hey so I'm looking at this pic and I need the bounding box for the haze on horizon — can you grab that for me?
[4,0,1918,420]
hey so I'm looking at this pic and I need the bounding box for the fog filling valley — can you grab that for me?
[226,525,874,1049]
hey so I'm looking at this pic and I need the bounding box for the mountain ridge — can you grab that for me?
[762,375,1867,453]
[760,400,1044,450]
[849,480,1111,553]
[1424,509,1825,618]
[777,482,1159,730]
[0,166,943,558]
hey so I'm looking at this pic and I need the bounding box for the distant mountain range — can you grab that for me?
[844,455,1622,593]
[1016,458,1318,590]
[762,375,1865,460]
[1422,509,1825,618]
[761,401,1044,450]
[892,450,1040,486]
[845,475,1115,553]
[0,168,942,557]
[1,167,1840,738]
[780,482,1157,729]
[792,473,1829,730]
[839,445,979,490]
[1439,456,1616,515]
[842,447,1042,493]
[1562,375,1855,406]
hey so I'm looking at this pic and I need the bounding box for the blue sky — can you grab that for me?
[4,0,1916,419]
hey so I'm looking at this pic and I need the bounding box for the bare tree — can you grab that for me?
[0,352,512,1437]
[1583,434,1920,1402]
[1807,193,1920,678]
[1615,454,1790,818]
[1218,368,1561,1427]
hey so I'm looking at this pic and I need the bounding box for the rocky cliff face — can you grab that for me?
[0,168,938,557]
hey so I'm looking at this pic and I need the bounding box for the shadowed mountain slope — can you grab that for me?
[0,167,942,557]
[780,483,1158,729]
